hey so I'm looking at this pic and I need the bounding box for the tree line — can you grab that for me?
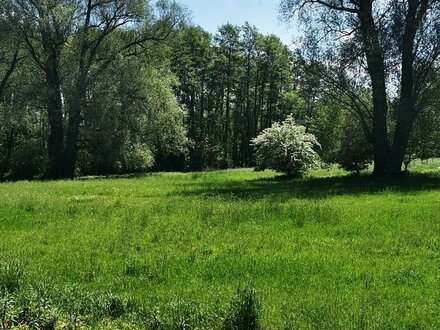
[171,23,295,169]
[0,0,188,180]
[1,0,440,180]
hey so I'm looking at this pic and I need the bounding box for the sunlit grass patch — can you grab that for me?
[1,167,440,328]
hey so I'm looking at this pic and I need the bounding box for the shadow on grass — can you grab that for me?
[75,172,163,181]
[175,172,440,200]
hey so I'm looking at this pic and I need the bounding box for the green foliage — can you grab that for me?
[0,0,188,180]
[93,292,130,319]
[0,57,46,181]
[14,289,58,329]
[251,115,321,176]
[281,0,440,174]
[171,23,295,169]
[76,56,186,175]
[0,259,25,293]
[335,117,373,173]
[311,99,345,164]
[120,141,154,174]
[405,102,440,168]
[143,68,188,169]
[223,286,260,330]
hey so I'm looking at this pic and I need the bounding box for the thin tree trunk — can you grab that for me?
[199,82,205,166]
[0,49,20,100]
[64,79,86,178]
[224,48,232,166]
[0,129,14,177]
[45,67,65,179]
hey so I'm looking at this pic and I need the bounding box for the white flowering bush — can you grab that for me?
[251,115,321,177]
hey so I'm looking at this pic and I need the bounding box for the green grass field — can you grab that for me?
[1,166,440,329]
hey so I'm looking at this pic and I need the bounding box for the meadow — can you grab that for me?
[1,164,440,329]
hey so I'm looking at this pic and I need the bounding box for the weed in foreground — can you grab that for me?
[223,285,260,330]
[0,259,25,294]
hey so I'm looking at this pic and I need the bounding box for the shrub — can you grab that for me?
[251,115,321,177]
[120,141,154,174]
[335,117,373,174]
[93,292,133,319]
[223,286,260,330]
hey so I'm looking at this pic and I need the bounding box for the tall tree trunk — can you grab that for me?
[390,105,416,173]
[199,82,205,167]
[358,0,390,175]
[245,53,252,166]
[45,65,65,179]
[0,129,14,178]
[253,69,259,134]
[224,84,231,166]
[64,79,86,178]
[224,49,232,166]
[389,2,425,173]
[259,67,267,130]
[32,9,67,179]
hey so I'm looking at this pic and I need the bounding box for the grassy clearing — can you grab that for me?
[1,167,440,328]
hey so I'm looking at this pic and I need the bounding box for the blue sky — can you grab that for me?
[178,0,296,46]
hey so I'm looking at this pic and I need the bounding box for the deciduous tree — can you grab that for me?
[281,0,440,174]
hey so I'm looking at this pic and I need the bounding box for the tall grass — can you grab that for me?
[1,167,440,328]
